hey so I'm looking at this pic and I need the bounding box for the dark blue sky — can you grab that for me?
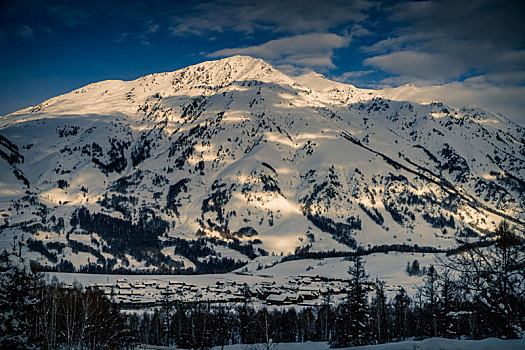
[1,0,524,124]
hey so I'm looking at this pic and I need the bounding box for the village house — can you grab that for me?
[266,294,291,305]
[299,290,318,301]
[116,283,131,290]
[266,293,304,305]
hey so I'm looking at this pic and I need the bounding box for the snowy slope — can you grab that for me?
[0,56,523,271]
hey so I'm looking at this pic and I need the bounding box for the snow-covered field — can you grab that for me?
[135,337,525,350]
[48,251,438,308]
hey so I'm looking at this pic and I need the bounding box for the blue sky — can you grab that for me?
[1,0,524,124]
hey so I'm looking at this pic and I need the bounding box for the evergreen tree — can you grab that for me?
[422,265,441,337]
[298,308,315,342]
[280,308,298,342]
[370,278,389,344]
[237,299,256,344]
[392,287,411,341]
[161,293,173,346]
[439,269,459,338]
[0,240,40,349]
[332,256,371,347]
[214,304,232,350]
[413,287,426,338]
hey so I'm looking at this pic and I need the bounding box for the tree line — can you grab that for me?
[0,240,132,349]
[129,222,524,348]
[1,221,523,349]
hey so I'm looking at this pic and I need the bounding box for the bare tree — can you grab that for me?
[255,308,278,350]
[438,221,525,338]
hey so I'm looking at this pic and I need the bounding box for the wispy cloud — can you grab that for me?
[381,76,525,125]
[16,25,34,39]
[362,0,525,86]
[208,33,350,71]
[171,0,371,36]
[351,0,525,124]
[146,24,160,34]
[364,51,468,83]
[1,0,522,124]
[333,70,375,83]
[48,3,89,27]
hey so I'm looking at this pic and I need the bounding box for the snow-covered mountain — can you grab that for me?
[0,56,523,272]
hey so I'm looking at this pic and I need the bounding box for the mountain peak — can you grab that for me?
[190,55,293,85]
[214,54,266,65]
[1,56,523,273]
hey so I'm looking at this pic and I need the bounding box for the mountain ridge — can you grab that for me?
[0,55,523,272]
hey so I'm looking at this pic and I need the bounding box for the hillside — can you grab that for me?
[0,56,523,272]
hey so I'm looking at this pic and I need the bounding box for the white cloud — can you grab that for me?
[348,23,372,37]
[356,0,525,123]
[484,71,525,86]
[146,24,160,34]
[208,33,350,70]
[380,77,525,126]
[171,0,371,36]
[333,70,374,83]
[16,25,34,39]
[361,33,423,54]
[364,51,468,83]
[361,0,525,86]
[117,33,129,43]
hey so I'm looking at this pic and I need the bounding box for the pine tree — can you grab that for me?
[237,298,256,344]
[161,293,173,346]
[281,308,298,342]
[392,287,411,341]
[439,269,459,338]
[214,304,232,350]
[0,240,40,349]
[422,264,441,337]
[332,256,371,347]
[299,308,315,342]
[370,278,389,344]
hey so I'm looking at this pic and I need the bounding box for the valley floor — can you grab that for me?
[48,251,437,308]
